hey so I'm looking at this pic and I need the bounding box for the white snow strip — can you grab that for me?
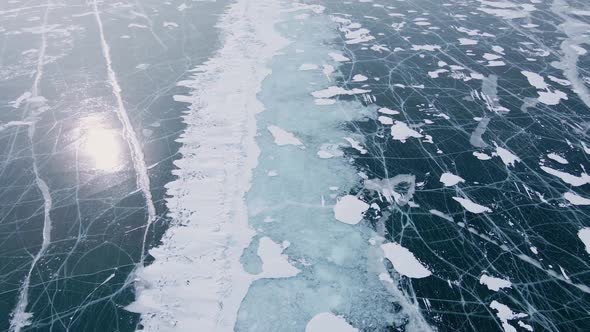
[268,125,303,146]
[328,52,350,62]
[257,237,300,278]
[299,63,319,70]
[428,69,448,78]
[564,191,590,205]
[352,74,368,82]
[411,44,441,51]
[473,151,492,160]
[10,5,52,331]
[381,242,432,278]
[458,38,478,45]
[440,172,465,187]
[483,53,502,60]
[305,313,358,332]
[378,107,399,115]
[127,0,290,330]
[429,209,453,221]
[344,137,367,154]
[10,92,31,109]
[92,0,156,258]
[479,274,512,291]
[579,228,590,254]
[390,121,423,142]
[489,301,527,332]
[521,71,568,105]
[547,153,568,164]
[311,86,371,98]
[540,166,590,186]
[453,197,492,213]
[333,195,369,225]
[493,146,520,167]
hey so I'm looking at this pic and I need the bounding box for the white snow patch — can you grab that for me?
[458,38,478,45]
[489,301,528,332]
[311,86,370,98]
[440,172,465,187]
[547,153,568,164]
[564,191,590,205]
[299,63,319,70]
[328,52,350,62]
[378,116,393,125]
[390,121,423,142]
[483,53,502,60]
[333,195,369,225]
[268,125,303,146]
[411,44,441,51]
[473,151,492,160]
[378,107,399,115]
[429,209,453,221]
[352,74,368,82]
[127,0,292,330]
[453,197,492,213]
[305,313,358,332]
[479,274,512,291]
[579,228,590,254]
[521,71,568,105]
[540,166,590,186]
[493,146,520,167]
[380,242,432,278]
[344,137,368,154]
[257,237,300,278]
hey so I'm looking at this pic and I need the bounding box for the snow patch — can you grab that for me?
[305,313,358,332]
[333,195,369,225]
[453,197,492,213]
[381,242,432,278]
[268,125,303,146]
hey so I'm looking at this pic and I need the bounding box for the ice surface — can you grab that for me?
[5,0,590,330]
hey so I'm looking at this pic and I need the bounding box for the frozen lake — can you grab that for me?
[1,0,590,331]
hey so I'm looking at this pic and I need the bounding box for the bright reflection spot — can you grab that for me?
[78,115,123,172]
